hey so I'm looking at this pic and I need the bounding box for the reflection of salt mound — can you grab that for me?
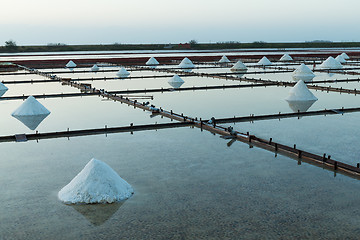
[168,74,185,88]
[146,57,159,66]
[335,55,346,63]
[178,57,195,69]
[292,64,315,82]
[116,67,130,78]
[72,202,124,226]
[58,158,134,204]
[257,56,272,66]
[219,55,231,63]
[341,53,350,60]
[91,64,99,72]
[231,60,247,72]
[0,82,8,97]
[11,96,51,130]
[285,80,318,112]
[66,60,77,68]
[279,54,293,61]
[319,56,342,69]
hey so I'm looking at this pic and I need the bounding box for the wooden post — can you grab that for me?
[269,138,272,144]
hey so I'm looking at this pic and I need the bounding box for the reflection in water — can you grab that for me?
[287,100,316,113]
[233,69,248,78]
[168,81,184,89]
[71,202,124,226]
[12,114,50,130]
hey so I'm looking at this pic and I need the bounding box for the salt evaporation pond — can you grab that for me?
[1,49,360,239]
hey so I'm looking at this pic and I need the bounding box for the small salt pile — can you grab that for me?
[146,57,159,66]
[285,80,318,112]
[168,74,185,88]
[279,53,293,61]
[58,158,134,204]
[91,64,100,72]
[319,56,342,69]
[178,57,195,69]
[0,82,8,97]
[11,96,51,130]
[66,60,77,68]
[257,56,272,66]
[230,60,247,72]
[219,55,231,63]
[292,63,315,82]
[335,55,346,64]
[341,52,350,60]
[116,67,130,78]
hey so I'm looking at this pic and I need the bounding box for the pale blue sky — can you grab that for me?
[2,0,360,45]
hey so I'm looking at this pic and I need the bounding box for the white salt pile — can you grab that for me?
[58,158,134,204]
[11,96,51,130]
[319,56,342,69]
[91,64,100,72]
[335,55,346,63]
[146,57,159,66]
[178,57,195,69]
[257,56,272,66]
[116,67,130,78]
[230,60,247,72]
[219,55,231,63]
[292,63,315,82]
[279,53,293,61]
[285,80,318,112]
[66,60,77,68]
[168,74,185,88]
[341,52,350,60]
[0,82,8,97]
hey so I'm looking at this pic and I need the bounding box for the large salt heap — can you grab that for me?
[219,55,231,63]
[0,82,8,97]
[257,56,272,66]
[292,63,315,82]
[66,60,77,68]
[319,56,342,69]
[116,67,130,78]
[230,60,247,72]
[146,57,159,66]
[341,53,350,60]
[285,80,318,112]
[91,64,100,72]
[168,74,185,88]
[335,55,346,64]
[279,53,293,61]
[11,96,51,130]
[58,158,134,204]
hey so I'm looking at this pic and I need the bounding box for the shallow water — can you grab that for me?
[1,51,360,239]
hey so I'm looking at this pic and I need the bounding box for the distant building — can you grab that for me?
[178,43,191,49]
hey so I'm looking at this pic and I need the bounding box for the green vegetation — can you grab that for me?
[1,41,360,53]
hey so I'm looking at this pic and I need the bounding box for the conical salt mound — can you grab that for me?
[319,56,342,69]
[0,82,8,97]
[91,64,100,72]
[219,55,231,63]
[286,80,318,102]
[146,57,159,66]
[116,67,130,78]
[231,60,247,72]
[279,54,293,61]
[292,64,315,82]
[66,60,77,68]
[168,74,185,88]
[11,96,51,130]
[341,53,350,60]
[178,57,195,69]
[58,158,134,204]
[335,55,346,63]
[257,56,272,66]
